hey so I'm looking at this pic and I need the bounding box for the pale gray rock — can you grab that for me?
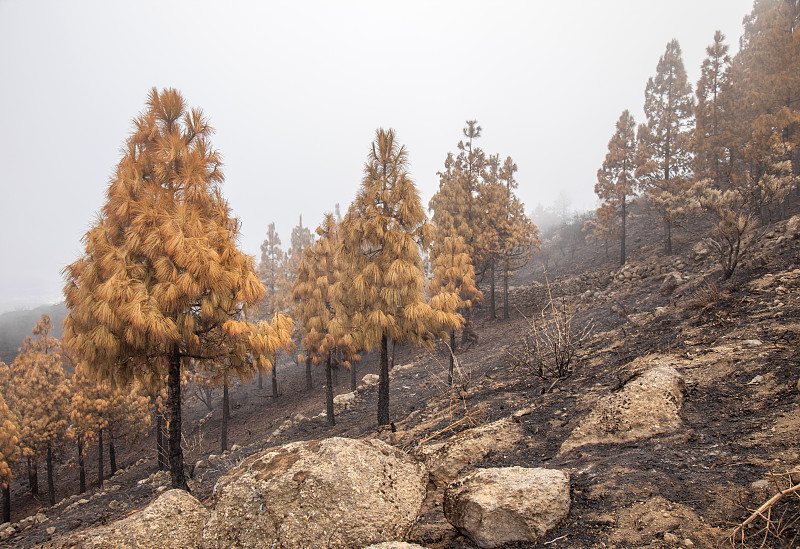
[443,467,570,548]
[46,489,208,549]
[413,417,526,487]
[362,544,428,549]
[204,437,428,549]
[559,363,685,455]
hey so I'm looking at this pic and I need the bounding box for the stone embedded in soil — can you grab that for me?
[203,437,428,549]
[45,489,208,549]
[559,360,685,455]
[412,416,527,487]
[362,544,428,549]
[443,466,570,548]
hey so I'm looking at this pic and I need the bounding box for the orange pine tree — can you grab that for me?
[0,386,20,523]
[62,88,293,490]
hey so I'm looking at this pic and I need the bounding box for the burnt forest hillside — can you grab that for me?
[2,194,799,548]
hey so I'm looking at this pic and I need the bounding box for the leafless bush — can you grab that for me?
[504,275,592,382]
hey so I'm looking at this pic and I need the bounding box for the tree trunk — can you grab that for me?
[620,196,627,266]
[489,260,497,319]
[325,354,335,427]
[109,430,117,475]
[448,329,455,386]
[156,411,167,471]
[222,379,229,452]
[2,484,9,524]
[503,260,510,320]
[271,359,278,398]
[332,363,338,386]
[305,356,312,390]
[390,339,396,370]
[27,457,38,498]
[664,218,672,255]
[350,359,357,392]
[46,442,55,506]
[168,345,188,491]
[77,437,86,494]
[97,428,104,489]
[378,334,390,426]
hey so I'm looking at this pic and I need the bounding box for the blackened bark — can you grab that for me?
[325,354,335,426]
[305,356,313,390]
[156,412,167,471]
[27,457,38,498]
[272,359,278,398]
[489,260,497,320]
[109,430,117,475]
[97,428,104,489]
[378,334,390,426]
[222,379,229,452]
[2,484,9,524]
[503,260,510,320]
[620,196,627,266]
[46,443,55,506]
[168,344,188,491]
[77,437,86,494]
[448,329,455,385]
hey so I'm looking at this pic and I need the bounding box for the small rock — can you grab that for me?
[156,485,167,493]
[743,339,763,347]
[751,479,771,491]
[68,519,83,530]
[195,459,209,470]
[231,444,241,452]
[664,532,680,544]
[684,539,694,547]
[35,512,47,525]
[362,373,379,386]
[46,526,56,536]
[108,499,127,512]
[747,375,764,385]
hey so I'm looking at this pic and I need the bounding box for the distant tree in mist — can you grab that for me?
[636,39,695,255]
[595,110,639,265]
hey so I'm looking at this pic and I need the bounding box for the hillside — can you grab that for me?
[0,302,66,364]
[2,206,800,548]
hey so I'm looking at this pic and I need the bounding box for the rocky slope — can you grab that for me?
[2,212,799,548]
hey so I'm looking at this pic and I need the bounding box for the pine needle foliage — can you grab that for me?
[0,385,19,522]
[596,110,639,265]
[62,88,293,490]
[338,128,448,425]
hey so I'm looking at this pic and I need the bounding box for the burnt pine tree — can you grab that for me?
[63,88,293,490]
[0,387,20,523]
[636,39,695,255]
[339,128,453,426]
[596,110,639,266]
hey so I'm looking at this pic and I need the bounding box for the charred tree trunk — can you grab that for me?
[46,442,55,506]
[305,356,313,390]
[378,334,390,426]
[108,429,117,475]
[664,218,672,255]
[27,457,38,499]
[2,484,9,524]
[77,436,86,494]
[503,259,510,320]
[448,329,456,385]
[156,411,167,471]
[168,345,188,491]
[489,260,497,320]
[391,339,396,370]
[620,196,627,266]
[271,359,278,399]
[221,379,229,452]
[350,359,357,392]
[325,354,335,427]
[97,428,104,489]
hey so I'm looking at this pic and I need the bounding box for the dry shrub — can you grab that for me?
[689,279,722,309]
[730,469,800,547]
[504,275,592,384]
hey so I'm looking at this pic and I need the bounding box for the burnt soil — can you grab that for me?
[4,203,800,548]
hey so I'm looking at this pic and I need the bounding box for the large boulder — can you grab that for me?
[45,489,208,549]
[559,364,685,455]
[203,437,428,549]
[413,416,526,487]
[443,467,570,548]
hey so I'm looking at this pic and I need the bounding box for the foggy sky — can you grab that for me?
[0,0,753,312]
